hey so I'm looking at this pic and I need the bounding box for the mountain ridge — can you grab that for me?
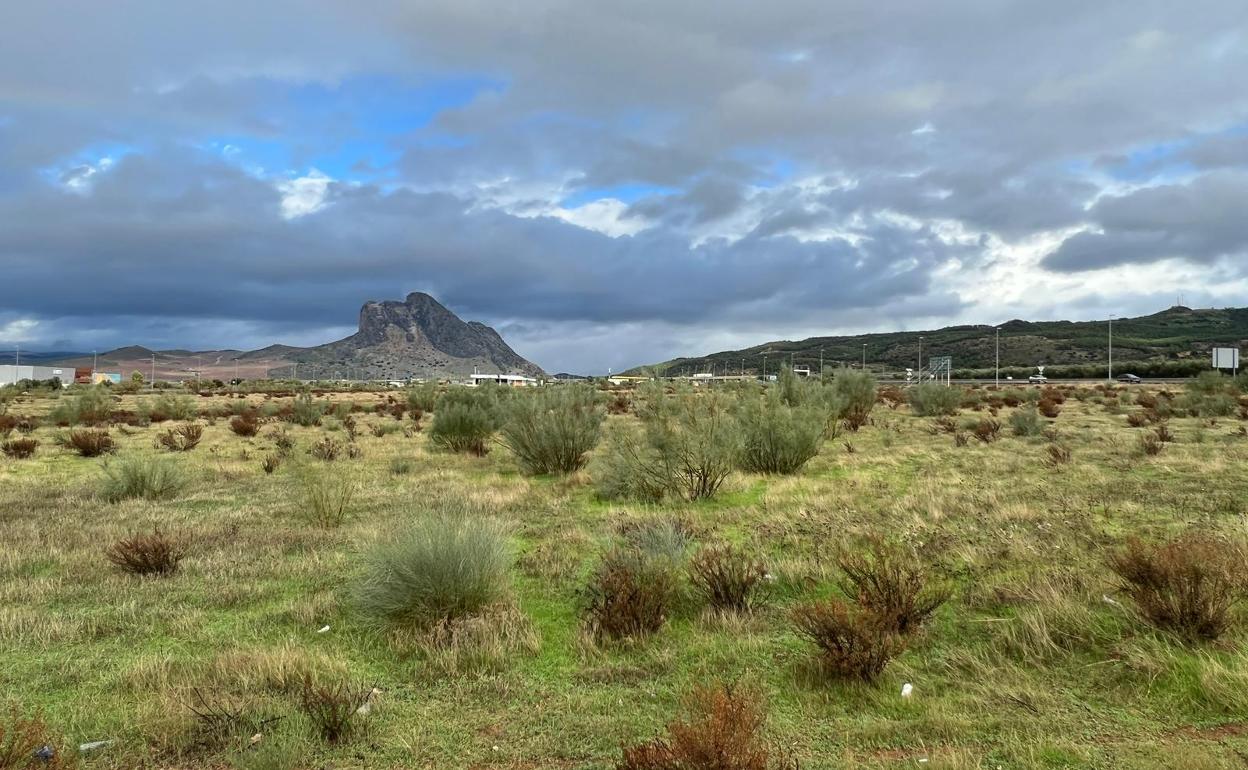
[46,293,545,381]
[627,305,1248,377]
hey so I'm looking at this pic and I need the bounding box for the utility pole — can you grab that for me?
[741,358,744,377]
[92,350,98,377]
[820,348,824,378]
[861,343,866,370]
[763,353,768,381]
[1108,317,1114,382]
[151,354,156,387]
[918,336,924,378]
[995,327,1000,387]
[14,343,18,366]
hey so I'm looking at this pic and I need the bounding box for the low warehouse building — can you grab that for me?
[0,365,74,387]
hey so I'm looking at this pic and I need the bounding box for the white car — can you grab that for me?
[1028,374,1048,384]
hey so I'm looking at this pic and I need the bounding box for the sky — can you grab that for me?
[1,1,1247,373]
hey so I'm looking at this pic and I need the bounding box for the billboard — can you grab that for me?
[1213,347,1240,370]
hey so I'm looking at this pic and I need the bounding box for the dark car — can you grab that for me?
[1117,373,1142,384]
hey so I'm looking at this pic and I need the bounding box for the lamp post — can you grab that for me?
[918,336,924,378]
[862,343,866,370]
[1108,317,1114,382]
[995,327,1000,387]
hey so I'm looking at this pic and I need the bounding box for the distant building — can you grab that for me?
[0,365,73,387]
[469,373,539,387]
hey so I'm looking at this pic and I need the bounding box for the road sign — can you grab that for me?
[1213,348,1240,370]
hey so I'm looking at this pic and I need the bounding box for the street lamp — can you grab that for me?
[995,327,1000,387]
[862,343,866,370]
[1108,317,1114,382]
[918,336,924,377]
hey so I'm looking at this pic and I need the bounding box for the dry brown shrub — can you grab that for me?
[791,599,905,682]
[837,539,947,636]
[1107,534,1246,642]
[66,429,115,457]
[1,438,38,459]
[617,683,796,770]
[688,545,768,613]
[105,528,187,576]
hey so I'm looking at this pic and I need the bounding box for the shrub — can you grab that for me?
[735,390,825,475]
[261,454,281,474]
[389,457,413,475]
[1,438,38,459]
[429,391,499,456]
[143,393,197,422]
[298,675,373,744]
[309,436,343,462]
[1126,411,1149,428]
[583,545,681,641]
[1154,423,1175,443]
[229,414,259,437]
[66,429,115,457]
[357,509,510,627]
[688,545,768,613]
[290,393,325,427]
[405,382,439,413]
[1107,534,1246,642]
[48,386,114,425]
[105,528,186,576]
[300,471,355,527]
[971,418,1001,443]
[272,427,295,455]
[1037,399,1061,419]
[907,384,961,416]
[1043,443,1072,467]
[500,385,604,474]
[833,370,876,431]
[0,705,63,769]
[0,414,16,437]
[606,392,632,415]
[617,683,795,770]
[101,456,188,502]
[1139,432,1164,456]
[596,389,739,502]
[1009,407,1044,437]
[791,599,904,682]
[156,423,203,452]
[837,540,947,636]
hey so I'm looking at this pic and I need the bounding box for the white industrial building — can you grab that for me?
[0,365,73,387]
[469,373,539,387]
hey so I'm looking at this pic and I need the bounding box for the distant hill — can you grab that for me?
[46,293,545,382]
[629,306,1248,378]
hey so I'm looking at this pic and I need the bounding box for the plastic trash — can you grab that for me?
[78,740,112,752]
[901,683,914,698]
[33,745,55,762]
[317,625,331,633]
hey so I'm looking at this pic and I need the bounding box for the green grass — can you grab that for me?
[3,385,1248,767]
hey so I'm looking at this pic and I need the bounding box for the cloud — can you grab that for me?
[1042,171,1248,271]
[1,1,1247,371]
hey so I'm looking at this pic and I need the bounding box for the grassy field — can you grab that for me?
[3,380,1248,769]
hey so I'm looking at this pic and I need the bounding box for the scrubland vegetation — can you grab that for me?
[4,372,1248,768]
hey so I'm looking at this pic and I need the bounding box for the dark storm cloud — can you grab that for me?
[0,150,956,333]
[1042,171,1248,272]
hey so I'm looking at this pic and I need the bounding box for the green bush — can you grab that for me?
[290,392,325,427]
[1009,407,1044,437]
[143,392,198,422]
[833,370,876,430]
[595,389,738,501]
[101,456,188,502]
[300,470,356,527]
[500,385,604,474]
[907,384,961,416]
[49,387,115,426]
[736,390,825,474]
[356,507,510,627]
[405,382,440,413]
[429,392,499,455]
